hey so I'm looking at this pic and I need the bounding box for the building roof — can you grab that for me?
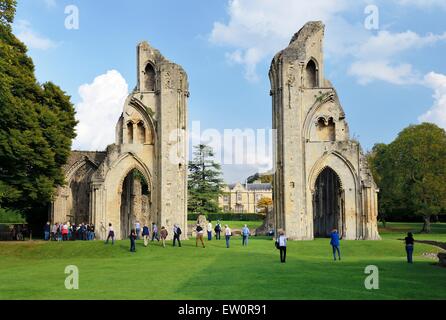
[226,182,272,191]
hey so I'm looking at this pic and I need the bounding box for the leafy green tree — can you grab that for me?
[369,123,446,232]
[0,1,77,221]
[0,0,16,27]
[188,144,225,215]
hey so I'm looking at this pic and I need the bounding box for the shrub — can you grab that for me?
[0,207,26,223]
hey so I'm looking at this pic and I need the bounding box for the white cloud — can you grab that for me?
[354,30,446,60]
[72,70,129,151]
[14,20,57,50]
[419,72,446,129]
[210,0,350,81]
[210,1,446,86]
[349,60,419,85]
[348,30,446,85]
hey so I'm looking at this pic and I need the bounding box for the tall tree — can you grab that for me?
[0,1,77,221]
[188,144,225,215]
[369,123,446,232]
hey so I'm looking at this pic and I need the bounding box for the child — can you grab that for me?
[130,229,137,252]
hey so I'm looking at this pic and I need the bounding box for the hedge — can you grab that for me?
[188,213,265,221]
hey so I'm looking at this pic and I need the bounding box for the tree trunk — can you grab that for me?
[421,215,431,233]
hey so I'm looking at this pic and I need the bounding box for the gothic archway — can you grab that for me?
[119,169,150,238]
[312,167,344,238]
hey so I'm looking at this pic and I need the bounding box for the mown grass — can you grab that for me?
[0,222,444,300]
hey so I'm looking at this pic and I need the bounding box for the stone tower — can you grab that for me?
[51,41,189,240]
[269,21,380,240]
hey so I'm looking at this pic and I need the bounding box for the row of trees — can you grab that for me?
[0,0,77,224]
[367,123,446,232]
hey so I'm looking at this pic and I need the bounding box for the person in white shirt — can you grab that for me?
[276,230,287,263]
[105,223,115,245]
[224,225,231,248]
[135,221,141,240]
[207,220,213,241]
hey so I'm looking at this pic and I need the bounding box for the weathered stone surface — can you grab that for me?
[270,21,380,240]
[51,41,189,240]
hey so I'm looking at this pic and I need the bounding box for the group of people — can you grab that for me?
[44,219,417,264]
[104,221,183,252]
[43,221,95,241]
[196,220,251,249]
[274,228,416,264]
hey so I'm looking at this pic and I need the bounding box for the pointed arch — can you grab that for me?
[305,58,319,88]
[144,62,156,91]
[129,97,156,145]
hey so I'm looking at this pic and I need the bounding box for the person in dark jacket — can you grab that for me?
[142,224,150,247]
[330,229,341,261]
[214,221,222,240]
[404,232,414,263]
[173,224,182,247]
[44,222,50,241]
[129,229,137,252]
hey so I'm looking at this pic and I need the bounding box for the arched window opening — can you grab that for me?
[313,167,343,238]
[306,59,318,88]
[137,121,146,144]
[317,117,335,141]
[144,63,156,91]
[127,122,134,144]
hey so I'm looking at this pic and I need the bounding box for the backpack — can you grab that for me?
[275,239,280,249]
[177,227,182,235]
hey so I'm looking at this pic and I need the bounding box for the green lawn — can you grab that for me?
[0,222,445,300]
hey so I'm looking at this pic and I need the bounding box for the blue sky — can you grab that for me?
[13,0,446,182]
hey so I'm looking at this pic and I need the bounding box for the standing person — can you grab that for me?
[173,224,182,247]
[207,220,213,241]
[67,222,72,240]
[86,224,91,241]
[151,223,160,242]
[56,223,62,241]
[51,223,57,241]
[276,230,287,263]
[195,224,205,248]
[105,223,115,245]
[160,226,168,248]
[241,224,250,246]
[44,222,50,241]
[90,224,95,240]
[330,229,341,261]
[129,229,137,252]
[142,224,150,247]
[214,221,221,240]
[224,225,231,248]
[135,221,141,240]
[62,223,69,241]
[405,232,415,264]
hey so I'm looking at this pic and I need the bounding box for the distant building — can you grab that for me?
[219,182,272,213]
